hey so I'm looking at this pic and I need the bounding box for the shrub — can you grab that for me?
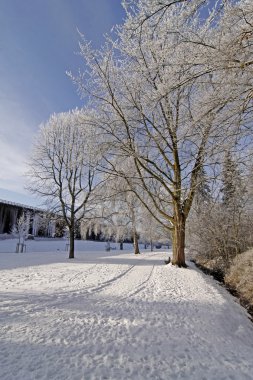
[225,249,253,310]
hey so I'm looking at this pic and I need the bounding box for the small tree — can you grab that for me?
[12,212,30,252]
[221,151,244,208]
[27,110,100,259]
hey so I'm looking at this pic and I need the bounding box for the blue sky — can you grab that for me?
[0,0,125,206]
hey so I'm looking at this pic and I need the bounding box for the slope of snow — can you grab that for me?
[0,241,253,379]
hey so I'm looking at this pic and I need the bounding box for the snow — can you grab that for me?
[0,238,131,254]
[0,240,253,380]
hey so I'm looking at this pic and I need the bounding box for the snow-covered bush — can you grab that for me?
[188,203,253,268]
[225,249,253,310]
[187,153,253,273]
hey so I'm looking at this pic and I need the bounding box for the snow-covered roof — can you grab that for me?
[0,198,44,213]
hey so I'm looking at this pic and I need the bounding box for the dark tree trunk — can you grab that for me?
[172,213,187,267]
[120,241,123,250]
[133,230,140,254]
[150,239,153,252]
[69,226,75,259]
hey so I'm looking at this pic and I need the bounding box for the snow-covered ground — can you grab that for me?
[0,240,253,380]
[0,238,134,254]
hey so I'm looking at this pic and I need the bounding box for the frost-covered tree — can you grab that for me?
[221,151,244,208]
[70,0,252,267]
[12,212,30,252]
[99,199,137,250]
[96,157,143,254]
[68,4,218,266]
[139,206,170,251]
[27,110,101,259]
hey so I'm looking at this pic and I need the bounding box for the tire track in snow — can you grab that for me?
[96,261,156,301]
[120,264,155,300]
[87,265,135,294]
[63,252,160,298]
[67,264,98,284]
[44,263,137,306]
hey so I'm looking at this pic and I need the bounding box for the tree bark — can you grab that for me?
[133,230,140,254]
[172,213,187,267]
[69,226,75,259]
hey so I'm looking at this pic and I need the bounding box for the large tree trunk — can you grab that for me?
[69,226,75,259]
[172,213,187,267]
[133,230,140,254]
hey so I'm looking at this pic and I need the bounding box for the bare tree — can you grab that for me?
[27,110,100,259]
[70,0,252,267]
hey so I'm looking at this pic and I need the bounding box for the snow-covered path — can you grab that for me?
[0,248,253,380]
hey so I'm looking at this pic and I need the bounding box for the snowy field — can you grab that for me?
[0,238,134,254]
[0,240,253,380]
